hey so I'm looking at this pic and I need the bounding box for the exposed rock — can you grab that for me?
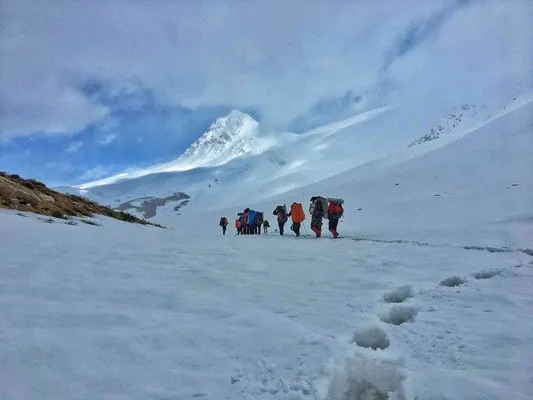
[0,171,164,228]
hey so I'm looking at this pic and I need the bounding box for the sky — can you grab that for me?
[1,0,532,185]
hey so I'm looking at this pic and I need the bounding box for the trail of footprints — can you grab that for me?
[351,265,513,353]
[222,262,529,399]
[337,263,525,399]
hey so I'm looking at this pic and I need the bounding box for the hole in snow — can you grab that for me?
[351,326,390,350]
[379,306,418,325]
[383,285,414,303]
[473,269,503,280]
[325,357,405,400]
[440,276,465,287]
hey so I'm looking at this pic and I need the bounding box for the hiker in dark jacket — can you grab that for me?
[263,220,270,234]
[309,196,326,237]
[219,217,229,235]
[272,205,288,235]
[242,208,250,234]
[253,212,264,235]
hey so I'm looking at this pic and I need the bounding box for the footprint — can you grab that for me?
[351,326,390,350]
[324,356,405,400]
[383,285,414,303]
[379,306,418,325]
[473,269,503,280]
[440,276,465,287]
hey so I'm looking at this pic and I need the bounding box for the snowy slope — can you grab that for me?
[3,91,533,400]
[1,207,531,400]
[72,103,444,219]
[73,90,530,226]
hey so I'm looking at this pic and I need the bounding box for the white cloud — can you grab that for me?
[1,0,532,138]
[79,165,114,181]
[97,134,117,145]
[66,141,83,153]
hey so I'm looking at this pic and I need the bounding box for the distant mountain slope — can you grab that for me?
[408,96,525,148]
[69,92,531,226]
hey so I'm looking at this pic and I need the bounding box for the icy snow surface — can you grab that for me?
[1,209,532,400]
[2,94,533,399]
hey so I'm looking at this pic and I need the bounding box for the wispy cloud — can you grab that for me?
[97,134,117,145]
[79,165,114,181]
[0,0,470,138]
[381,0,469,71]
[66,141,83,153]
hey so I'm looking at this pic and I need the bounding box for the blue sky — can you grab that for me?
[1,0,532,185]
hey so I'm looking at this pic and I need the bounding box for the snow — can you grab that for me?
[3,88,533,399]
[1,210,531,399]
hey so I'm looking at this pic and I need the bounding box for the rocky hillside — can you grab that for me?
[0,172,163,227]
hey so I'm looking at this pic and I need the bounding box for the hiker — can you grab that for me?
[248,209,256,235]
[219,216,229,235]
[253,211,264,235]
[288,202,305,237]
[235,217,241,235]
[273,204,288,235]
[242,208,250,234]
[327,198,344,238]
[309,196,327,237]
[263,219,270,234]
[238,212,246,234]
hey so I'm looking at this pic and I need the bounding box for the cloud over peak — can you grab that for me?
[1,0,532,141]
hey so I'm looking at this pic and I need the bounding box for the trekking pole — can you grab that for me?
[302,223,309,234]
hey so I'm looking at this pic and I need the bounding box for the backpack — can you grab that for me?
[248,210,256,225]
[263,220,270,228]
[219,217,228,226]
[254,212,263,225]
[309,196,326,217]
[327,202,343,219]
[290,203,305,223]
[274,205,288,223]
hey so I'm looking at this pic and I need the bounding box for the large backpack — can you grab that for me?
[248,210,256,225]
[254,212,263,225]
[290,203,305,223]
[274,205,288,223]
[310,196,327,218]
[327,202,343,219]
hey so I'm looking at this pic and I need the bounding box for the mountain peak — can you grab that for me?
[177,110,260,168]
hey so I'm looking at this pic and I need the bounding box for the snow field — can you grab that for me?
[1,211,531,399]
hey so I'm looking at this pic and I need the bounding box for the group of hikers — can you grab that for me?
[219,196,344,238]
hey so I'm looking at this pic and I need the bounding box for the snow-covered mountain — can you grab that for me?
[78,110,275,189]
[70,90,530,224]
[160,109,271,171]
[3,89,532,400]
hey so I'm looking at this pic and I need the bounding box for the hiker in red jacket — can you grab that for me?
[327,199,344,238]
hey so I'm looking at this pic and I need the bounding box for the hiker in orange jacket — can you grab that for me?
[288,202,305,237]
